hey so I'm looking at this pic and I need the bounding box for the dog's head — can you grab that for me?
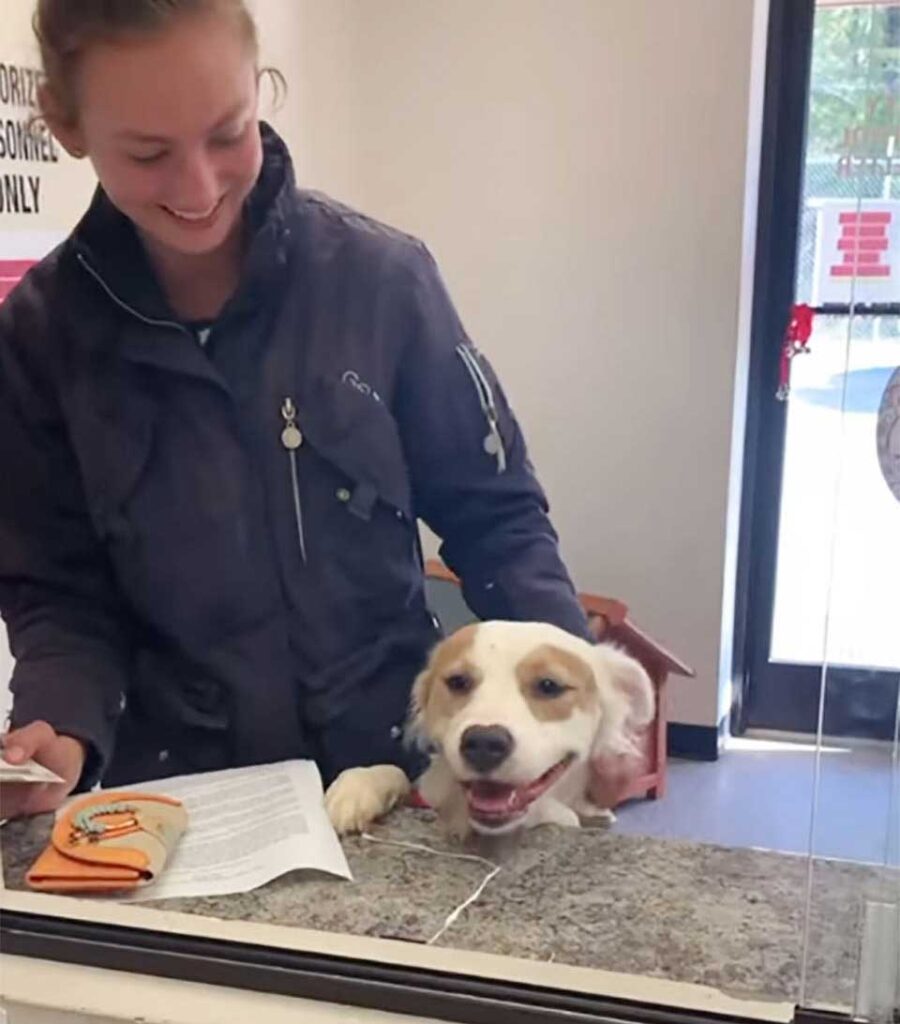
[409,621,654,834]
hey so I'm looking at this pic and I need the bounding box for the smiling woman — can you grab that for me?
[34,0,264,320]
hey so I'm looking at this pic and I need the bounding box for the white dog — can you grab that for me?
[325,621,654,837]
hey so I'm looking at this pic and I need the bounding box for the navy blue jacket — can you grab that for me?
[0,124,589,790]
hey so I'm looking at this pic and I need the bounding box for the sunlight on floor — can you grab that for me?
[726,735,852,756]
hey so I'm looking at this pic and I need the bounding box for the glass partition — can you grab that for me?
[1,2,898,1023]
[792,2,900,1017]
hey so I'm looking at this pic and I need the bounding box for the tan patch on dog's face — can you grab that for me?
[515,644,598,722]
[414,624,481,733]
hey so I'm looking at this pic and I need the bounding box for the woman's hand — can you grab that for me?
[0,720,86,819]
[588,612,610,641]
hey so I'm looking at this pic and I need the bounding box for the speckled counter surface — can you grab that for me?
[2,808,891,1010]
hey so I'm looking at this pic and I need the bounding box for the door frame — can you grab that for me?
[732,0,900,740]
[732,0,816,736]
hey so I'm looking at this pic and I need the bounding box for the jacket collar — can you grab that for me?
[67,121,296,328]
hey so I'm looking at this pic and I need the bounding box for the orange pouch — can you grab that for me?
[26,791,188,894]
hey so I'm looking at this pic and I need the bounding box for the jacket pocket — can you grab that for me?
[291,377,419,623]
[69,387,156,545]
[105,647,231,787]
[299,374,413,516]
[132,646,231,733]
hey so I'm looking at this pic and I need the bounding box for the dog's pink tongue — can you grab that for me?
[467,780,523,814]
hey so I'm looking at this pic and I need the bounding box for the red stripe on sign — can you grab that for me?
[831,265,891,277]
[841,251,886,264]
[0,259,36,277]
[838,211,892,225]
[839,227,888,240]
[839,225,888,236]
[0,259,37,304]
[838,237,888,251]
[839,224,889,238]
[851,252,884,264]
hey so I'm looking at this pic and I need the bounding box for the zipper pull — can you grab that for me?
[457,344,508,475]
[483,416,507,473]
[280,397,304,450]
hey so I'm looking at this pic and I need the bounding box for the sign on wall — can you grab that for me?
[0,57,91,302]
[0,60,60,218]
[811,199,900,306]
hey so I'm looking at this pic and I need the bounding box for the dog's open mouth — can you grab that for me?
[463,754,575,828]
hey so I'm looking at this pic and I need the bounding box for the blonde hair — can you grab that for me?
[33,0,283,127]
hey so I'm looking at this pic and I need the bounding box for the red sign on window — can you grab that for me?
[0,259,36,303]
[830,211,892,279]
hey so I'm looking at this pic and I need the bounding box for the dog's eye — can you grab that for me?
[445,673,473,694]
[534,677,568,698]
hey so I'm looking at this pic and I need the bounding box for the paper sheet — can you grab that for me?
[113,760,352,901]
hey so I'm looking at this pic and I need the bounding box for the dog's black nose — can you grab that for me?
[460,725,514,773]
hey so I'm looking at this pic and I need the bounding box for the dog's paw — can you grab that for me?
[530,798,581,829]
[324,765,411,835]
[582,807,617,826]
[572,794,617,826]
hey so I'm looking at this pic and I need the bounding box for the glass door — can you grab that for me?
[744,0,900,740]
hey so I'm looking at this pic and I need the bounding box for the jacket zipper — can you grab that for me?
[456,344,507,474]
[280,397,308,564]
[79,253,309,571]
[76,253,192,337]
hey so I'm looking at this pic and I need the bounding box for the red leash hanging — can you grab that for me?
[776,303,815,401]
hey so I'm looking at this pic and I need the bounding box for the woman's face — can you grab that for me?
[61,12,263,259]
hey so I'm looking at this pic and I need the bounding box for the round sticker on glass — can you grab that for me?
[876,366,900,503]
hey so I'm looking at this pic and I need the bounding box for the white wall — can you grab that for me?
[254,0,363,201]
[288,1,764,727]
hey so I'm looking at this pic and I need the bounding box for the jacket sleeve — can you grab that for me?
[393,243,591,641]
[0,270,130,789]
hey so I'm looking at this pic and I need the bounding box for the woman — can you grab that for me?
[0,0,591,821]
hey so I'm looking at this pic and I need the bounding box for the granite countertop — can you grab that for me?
[2,807,888,1010]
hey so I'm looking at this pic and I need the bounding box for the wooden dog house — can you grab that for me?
[424,559,694,807]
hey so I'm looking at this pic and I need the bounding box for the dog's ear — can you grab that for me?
[602,645,655,728]
[405,662,436,750]
[405,624,479,750]
[589,644,655,756]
